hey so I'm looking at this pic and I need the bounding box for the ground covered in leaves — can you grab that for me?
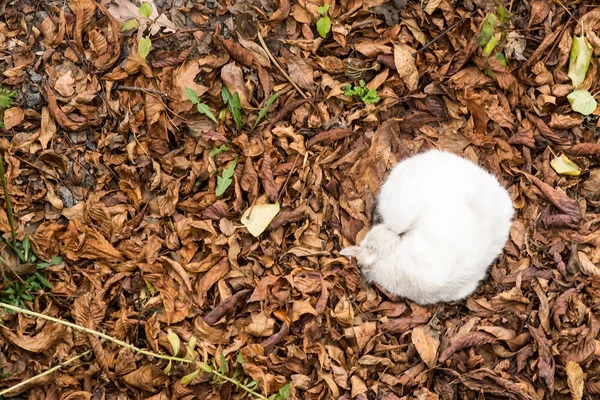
[0,0,600,398]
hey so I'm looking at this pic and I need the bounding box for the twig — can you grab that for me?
[157,27,212,41]
[276,153,300,204]
[0,156,16,245]
[541,11,575,64]
[412,9,478,57]
[256,29,309,99]
[114,85,169,97]
[0,349,92,396]
[0,302,194,364]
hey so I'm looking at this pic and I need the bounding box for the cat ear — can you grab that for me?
[340,246,361,257]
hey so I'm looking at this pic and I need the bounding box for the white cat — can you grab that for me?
[341,150,514,305]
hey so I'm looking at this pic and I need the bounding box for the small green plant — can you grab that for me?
[209,144,230,157]
[0,157,57,312]
[478,6,510,78]
[192,351,290,400]
[316,3,331,38]
[255,92,281,128]
[221,87,243,131]
[120,2,154,59]
[186,88,218,124]
[344,80,380,104]
[216,157,238,196]
[0,87,16,129]
[163,328,290,400]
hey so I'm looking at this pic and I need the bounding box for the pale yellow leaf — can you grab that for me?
[550,154,581,176]
[241,203,280,237]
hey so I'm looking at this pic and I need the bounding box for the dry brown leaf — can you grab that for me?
[4,107,24,130]
[411,325,440,368]
[393,43,419,91]
[566,361,585,400]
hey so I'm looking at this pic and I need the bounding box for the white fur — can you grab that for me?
[341,150,514,305]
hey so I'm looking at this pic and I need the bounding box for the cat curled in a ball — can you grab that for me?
[341,150,514,305]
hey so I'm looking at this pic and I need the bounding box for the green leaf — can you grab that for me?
[198,362,212,373]
[277,383,292,399]
[51,256,63,265]
[163,360,172,375]
[255,92,281,128]
[222,87,243,130]
[478,13,497,47]
[139,2,153,18]
[236,352,244,364]
[316,3,329,15]
[185,336,197,360]
[550,154,581,176]
[22,237,30,261]
[221,86,233,104]
[568,35,593,88]
[567,89,598,116]
[209,144,230,157]
[185,88,201,104]
[138,36,152,59]
[167,329,181,356]
[219,352,227,374]
[216,158,239,196]
[180,368,201,385]
[497,5,509,23]
[317,16,331,38]
[483,35,498,55]
[34,272,53,289]
[362,89,380,104]
[121,18,139,31]
[495,52,508,68]
[231,92,243,131]
[0,87,15,109]
[197,103,218,124]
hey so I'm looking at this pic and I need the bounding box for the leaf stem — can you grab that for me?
[209,366,268,399]
[0,349,92,396]
[0,302,194,364]
[0,156,16,246]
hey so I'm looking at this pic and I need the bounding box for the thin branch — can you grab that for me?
[0,349,92,396]
[114,85,169,97]
[0,302,194,364]
[276,153,300,204]
[412,9,479,57]
[207,366,268,400]
[256,29,309,99]
[0,156,16,245]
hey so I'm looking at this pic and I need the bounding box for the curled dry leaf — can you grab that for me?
[566,361,585,400]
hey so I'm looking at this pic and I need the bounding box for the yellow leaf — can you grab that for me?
[240,203,280,237]
[550,154,581,176]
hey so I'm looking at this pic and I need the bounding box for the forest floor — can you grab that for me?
[0,0,599,399]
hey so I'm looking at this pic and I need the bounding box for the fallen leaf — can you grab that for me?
[241,203,280,237]
[550,154,581,176]
[393,43,419,91]
[566,361,585,400]
[412,325,440,368]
